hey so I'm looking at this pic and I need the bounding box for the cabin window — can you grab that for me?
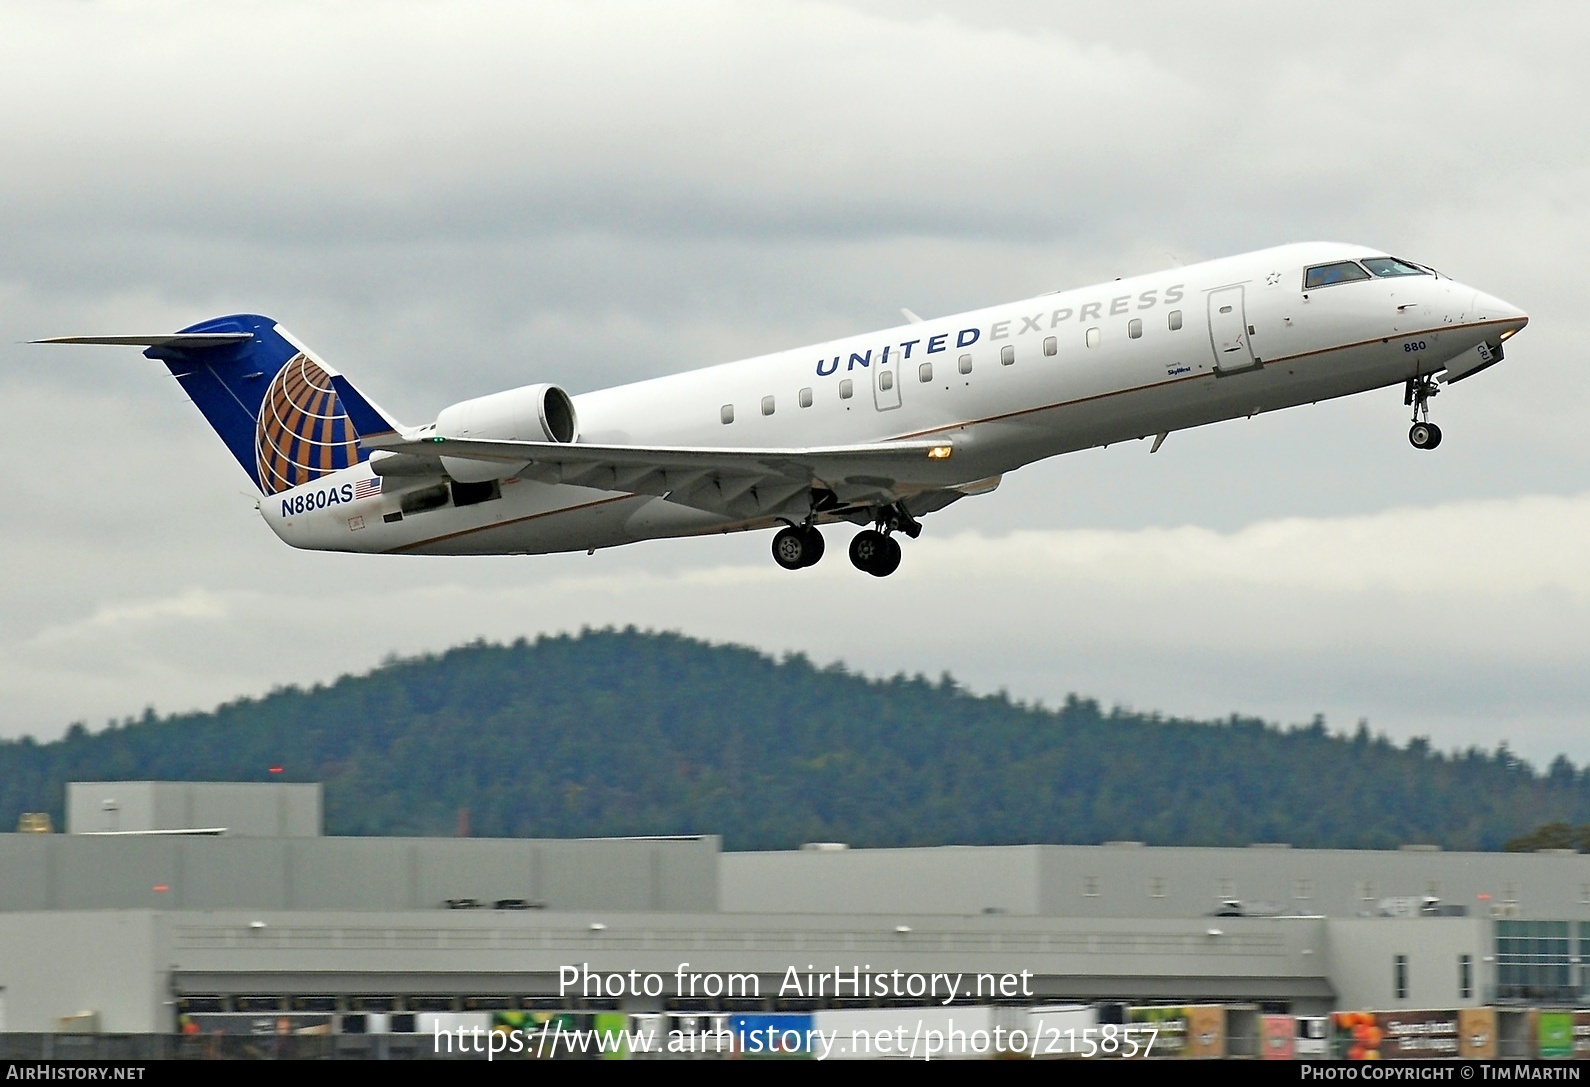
[1128,318,1143,339]
[1043,336,1057,356]
[1394,955,1408,1000]
[1363,256,1429,278]
[1000,345,1015,365]
[1085,327,1101,348]
[918,362,933,383]
[879,370,894,391]
[798,387,813,408]
[720,404,735,424]
[1303,261,1371,289]
[839,379,853,400]
[958,353,973,375]
[761,395,775,416]
[1168,309,1183,331]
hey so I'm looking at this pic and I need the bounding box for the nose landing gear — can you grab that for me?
[1405,376,1443,451]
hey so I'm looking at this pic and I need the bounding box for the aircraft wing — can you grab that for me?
[363,434,962,520]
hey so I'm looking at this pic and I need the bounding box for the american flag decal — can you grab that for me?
[354,477,382,500]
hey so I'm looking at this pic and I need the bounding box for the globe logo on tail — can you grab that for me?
[255,353,361,495]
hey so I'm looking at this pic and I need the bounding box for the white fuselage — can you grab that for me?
[261,242,1526,556]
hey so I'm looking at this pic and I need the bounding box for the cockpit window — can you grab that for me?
[1362,256,1429,278]
[1304,261,1372,289]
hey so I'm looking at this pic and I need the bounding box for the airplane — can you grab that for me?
[38,242,1527,577]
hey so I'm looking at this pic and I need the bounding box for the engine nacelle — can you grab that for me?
[433,383,578,483]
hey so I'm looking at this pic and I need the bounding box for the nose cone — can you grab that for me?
[1472,290,1529,334]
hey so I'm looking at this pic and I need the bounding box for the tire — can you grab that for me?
[872,535,902,577]
[772,526,808,570]
[798,525,826,567]
[1425,423,1443,450]
[848,529,887,573]
[1409,423,1434,449]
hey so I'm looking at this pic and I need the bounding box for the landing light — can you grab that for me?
[1499,328,1519,341]
[927,445,953,460]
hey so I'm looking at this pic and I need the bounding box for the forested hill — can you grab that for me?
[2,629,1586,850]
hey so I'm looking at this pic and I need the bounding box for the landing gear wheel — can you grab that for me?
[772,526,810,570]
[773,525,826,569]
[1404,376,1442,451]
[797,524,825,567]
[1408,422,1443,450]
[849,529,902,577]
[875,535,902,576]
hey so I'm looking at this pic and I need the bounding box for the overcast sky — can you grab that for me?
[3,1,1587,764]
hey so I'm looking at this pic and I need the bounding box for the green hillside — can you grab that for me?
[2,629,1584,850]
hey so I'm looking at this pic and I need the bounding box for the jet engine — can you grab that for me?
[432,383,579,482]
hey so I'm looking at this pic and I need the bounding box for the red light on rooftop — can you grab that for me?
[268,766,283,775]
[153,884,169,893]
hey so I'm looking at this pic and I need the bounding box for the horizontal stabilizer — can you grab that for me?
[31,333,254,348]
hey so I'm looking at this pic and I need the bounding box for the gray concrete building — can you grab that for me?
[0,783,1584,1036]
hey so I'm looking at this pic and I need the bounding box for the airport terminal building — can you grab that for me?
[1,782,1586,1055]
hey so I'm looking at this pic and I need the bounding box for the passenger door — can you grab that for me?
[1208,286,1258,373]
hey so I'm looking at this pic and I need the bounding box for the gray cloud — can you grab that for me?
[2,0,1587,765]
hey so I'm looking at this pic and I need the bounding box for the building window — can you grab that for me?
[1149,877,1165,899]
[839,379,853,400]
[919,362,933,383]
[1497,920,1573,1002]
[1083,877,1099,898]
[1460,954,1473,1000]
[1085,327,1101,348]
[761,395,775,416]
[1357,880,1375,903]
[1168,309,1183,331]
[1218,878,1235,900]
[1043,336,1057,356]
[799,387,813,408]
[720,404,735,425]
[1503,882,1518,904]
[1394,955,1408,1000]
[958,353,973,375]
[1295,879,1313,900]
[1580,884,1590,906]
[1128,318,1143,339]
[1000,345,1015,366]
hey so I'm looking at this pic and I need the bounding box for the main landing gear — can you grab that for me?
[1404,375,1443,451]
[771,524,825,570]
[848,529,901,578]
[772,503,919,577]
[848,503,919,578]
